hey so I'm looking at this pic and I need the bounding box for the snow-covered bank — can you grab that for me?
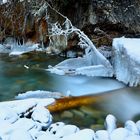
[0,99,140,140]
[0,41,41,56]
[112,38,140,87]
[15,90,65,100]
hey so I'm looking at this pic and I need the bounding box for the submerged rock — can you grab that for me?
[112,37,140,86]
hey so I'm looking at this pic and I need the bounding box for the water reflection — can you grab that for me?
[92,87,140,122]
[0,53,140,126]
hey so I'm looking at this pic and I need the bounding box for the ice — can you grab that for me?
[15,90,65,99]
[112,37,140,86]
[47,17,113,78]
[0,42,39,56]
[9,44,39,56]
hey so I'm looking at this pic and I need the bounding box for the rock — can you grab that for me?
[112,37,140,86]
[47,122,65,134]
[71,109,85,118]
[31,107,52,129]
[80,106,104,118]
[9,130,33,140]
[110,128,130,140]
[60,129,95,140]
[105,114,117,134]
[95,130,109,140]
[47,122,79,138]
[52,125,80,138]
[60,111,74,119]
[124,120,139,135]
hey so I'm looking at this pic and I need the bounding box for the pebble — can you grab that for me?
[60,111,73,119]
[71,109,85,118]
[90,124,104,131]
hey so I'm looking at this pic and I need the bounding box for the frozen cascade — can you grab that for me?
[112,37,140,86]
[47,17,113,77]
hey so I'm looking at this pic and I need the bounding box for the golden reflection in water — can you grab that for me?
[47,86,140,122]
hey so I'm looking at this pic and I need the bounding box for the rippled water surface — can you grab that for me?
[0,53,140,126]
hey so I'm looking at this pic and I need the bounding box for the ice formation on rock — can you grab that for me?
[47,17,113,77]
[112,37,140,86]
[15,90,65,100]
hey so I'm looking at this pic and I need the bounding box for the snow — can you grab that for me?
[15,90,65,100]
[0,99,140,140]
[112,37,140,86]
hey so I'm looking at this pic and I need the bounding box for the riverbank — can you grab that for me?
[0,98,140,140]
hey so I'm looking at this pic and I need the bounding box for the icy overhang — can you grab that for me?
[112,37,140,86]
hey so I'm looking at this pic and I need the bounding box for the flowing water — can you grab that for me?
[0,53,140,127]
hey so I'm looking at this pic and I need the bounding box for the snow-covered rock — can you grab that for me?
[112,37,140,86]
[95,130,109,140]
[15,90,64,99]
[31,107,52,129]
[60,129,95,140]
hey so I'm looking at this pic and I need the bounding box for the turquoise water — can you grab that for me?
[0,53,140,123]
[0,53,125,101]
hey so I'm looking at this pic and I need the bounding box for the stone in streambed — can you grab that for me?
[71,109,85,118]
[79,106,105,119]
[60,111,73,119]
[90,124,104,131]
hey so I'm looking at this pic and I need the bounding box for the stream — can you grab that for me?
[0,53,140,128]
